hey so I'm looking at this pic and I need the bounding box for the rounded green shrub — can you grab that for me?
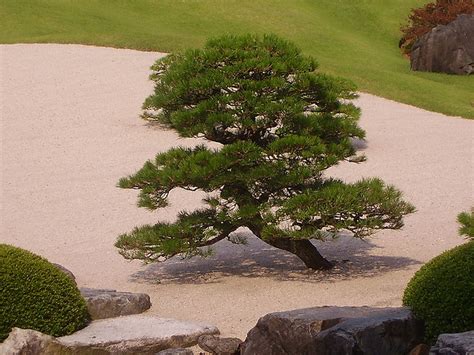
[403,241,474,343]
[0,244,90,341]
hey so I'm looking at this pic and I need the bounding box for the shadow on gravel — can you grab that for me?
[130,228,420,285]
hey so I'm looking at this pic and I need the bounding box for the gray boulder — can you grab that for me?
[0,328,65,355]
[430,331,474,354]
[80,288,151,319]
[198,334,242,354]
[240,306,423,355]
[410,14,474,75]
[58,315,219,353]
[52,263,76,283]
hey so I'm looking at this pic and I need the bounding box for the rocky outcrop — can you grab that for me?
[409,343,430,355]
[0,328,65,355]
[155,349,193,355]
[52,263,76,283]
[430,331,474,354]
[50,265,152,320]
[410,14,474,75]
[240,306,423,355]
[80,288,151,320]
[198,334,242,354]
[58,315,219,353]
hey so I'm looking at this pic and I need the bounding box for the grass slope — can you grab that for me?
[1,0,473,118]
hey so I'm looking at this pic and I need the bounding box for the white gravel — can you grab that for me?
[1,43,473,338]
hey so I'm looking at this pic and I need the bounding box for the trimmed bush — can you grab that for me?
[0,244,90,341]
[400,0,474,55]
[403,241,474,343]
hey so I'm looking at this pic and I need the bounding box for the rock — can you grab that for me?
[198,334,242,354]
[80,287,151,319]
[410,14,474,75]
[430,331,474,354]
[240,306,423,355]
[58,315,219,353]
[52,263,76,283]
[0,328,65,355]
[409,343,430,355]
[156,349,193,355]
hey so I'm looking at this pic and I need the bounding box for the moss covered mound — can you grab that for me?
[403,241,474,343]
[0,244,90,341]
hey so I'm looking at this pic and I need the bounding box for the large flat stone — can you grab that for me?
[0,328,65,355]
[430,331,474,354]
[155,349,193,355]
[198,334,242,354]
[58,315,219,354]
[80,288,151,320]
[240,306,423,355]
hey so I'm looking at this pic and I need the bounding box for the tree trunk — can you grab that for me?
[266,238,333,270]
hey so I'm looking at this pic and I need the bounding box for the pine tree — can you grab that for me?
[116,34,415,270]
[458,208,474,239]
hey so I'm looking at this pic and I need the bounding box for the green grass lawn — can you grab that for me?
[1,0,473,118]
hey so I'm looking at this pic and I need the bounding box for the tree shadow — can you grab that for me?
[129,229,420,285]
[351,137,368,151]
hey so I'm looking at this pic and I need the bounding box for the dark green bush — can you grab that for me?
[403,241,474,343]
[0,244,90,341]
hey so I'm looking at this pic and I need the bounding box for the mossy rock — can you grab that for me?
[0,244,90,341]
[403,241,474,343]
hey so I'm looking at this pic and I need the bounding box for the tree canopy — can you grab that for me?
[116,34,414,270]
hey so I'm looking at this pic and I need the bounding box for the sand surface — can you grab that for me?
[1,44,473,339]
